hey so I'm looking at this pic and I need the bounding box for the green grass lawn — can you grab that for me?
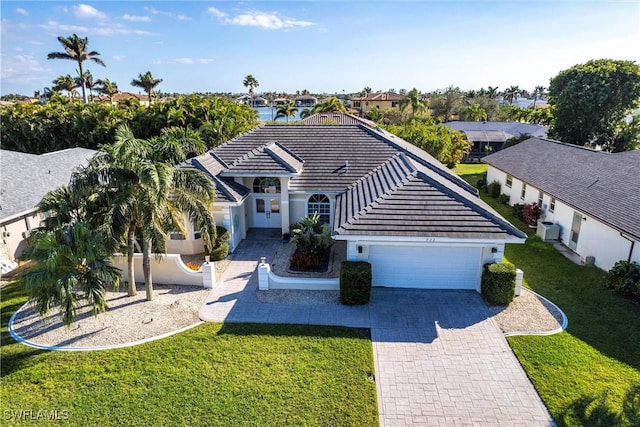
[1,283,377,426]
[457,163,640,426]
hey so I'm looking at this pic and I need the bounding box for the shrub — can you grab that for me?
[340,261,372,305]
[481,262,517,305]
[185,261,202,271]
[476,178,486,191]
[290,252,322,271]
[606,261,640,297]
[498,193,510,205]
[208,226,230,261]
[523,202,542,227]
[487,181,501,198]
[512,203,525,220]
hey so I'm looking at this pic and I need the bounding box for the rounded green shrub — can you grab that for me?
[606,260,640,297]
[487,181,501,198]
[481,262,516,305]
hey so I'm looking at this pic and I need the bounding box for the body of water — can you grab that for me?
[254,106,303,122]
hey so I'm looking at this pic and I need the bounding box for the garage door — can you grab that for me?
[368,245,482,289]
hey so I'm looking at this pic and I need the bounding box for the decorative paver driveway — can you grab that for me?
[200,235,554,426]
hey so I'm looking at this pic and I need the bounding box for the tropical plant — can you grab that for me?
[312,96,346,113]
[429,87,464,122]
[462,103,487,122]
[486,86,500,99]
[131,71,163,104]
[399,88,428,118]
[20,221,122,326]
[243,74,259,99]
[77,125,217,300]
[532,85,546,108]
[300,108,312,119]
[52,74,78,98]
[290,213,334,271]
[274,101,299,123]
[606,260,640,297]
[96,78,119,102]
[522,202,542,227]
[503,85,521,105]
[47,33,106,104]
[75,70,95,101]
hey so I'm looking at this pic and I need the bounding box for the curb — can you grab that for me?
[503,289,568,337]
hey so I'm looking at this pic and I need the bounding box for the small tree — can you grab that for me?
[522,202,542,227]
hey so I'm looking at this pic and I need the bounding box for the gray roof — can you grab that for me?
[194,124,524,241]
[482,138,640,239]
[181,152,250,203]
[443,121,548,141]
[0,148,97,221]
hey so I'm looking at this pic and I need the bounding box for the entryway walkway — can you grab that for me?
[200,233,554,426]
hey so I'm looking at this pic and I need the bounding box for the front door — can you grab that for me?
[569,211,582,251]
[253,196,281,228]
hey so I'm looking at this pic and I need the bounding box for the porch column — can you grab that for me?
[280,177,290,235]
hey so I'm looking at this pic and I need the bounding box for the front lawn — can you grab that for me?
[1,282,377,426]
[457,163,640,426]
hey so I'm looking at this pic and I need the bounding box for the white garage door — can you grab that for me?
[368,245,482,289]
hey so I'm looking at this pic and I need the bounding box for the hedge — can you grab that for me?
[487,181,501,198]
[606,260,640,297]
[481,262,516,305]
[340,261,372,305]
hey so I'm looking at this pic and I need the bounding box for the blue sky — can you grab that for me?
[1,1,639,96]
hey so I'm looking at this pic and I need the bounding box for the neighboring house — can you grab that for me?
[294,95,318,108]
[300,112,377,127]
[443,121,548,161]
[273,98,290,106]
[351,92,404,114]
[0,148,97,261]
[176,124,525,290]
[483,138,640,271]
[95,92,150,106]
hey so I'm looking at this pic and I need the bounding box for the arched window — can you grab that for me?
[308,194,331,224]
[252,177,281,193]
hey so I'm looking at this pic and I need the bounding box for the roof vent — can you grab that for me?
[345,160,350,170]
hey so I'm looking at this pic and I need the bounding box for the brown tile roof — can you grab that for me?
[351,92,405,102]
[300,112,376,127]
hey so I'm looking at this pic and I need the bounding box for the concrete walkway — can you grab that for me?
[200,233,554,426]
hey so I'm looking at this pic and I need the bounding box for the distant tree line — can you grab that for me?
[0,94,259,154]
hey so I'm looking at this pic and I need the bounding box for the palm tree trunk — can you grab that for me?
[127,227,137,296]
[142,238,153,301]
[78,62,88,104]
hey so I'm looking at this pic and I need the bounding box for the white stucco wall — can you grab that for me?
[112,253,204,286]
[1,211,43,261]
[487,165,640,270]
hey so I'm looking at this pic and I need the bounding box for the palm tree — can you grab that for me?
[96,78,119,103]
[243,75,259,105]
[79,125,216,300]
[52,74,78,98]
[47,33,106,104]
[131,71,163,105]
[532,85,546,108]
[274,101,299,123]
[399,88,428,118]
[312,96,346,114]
[75,70,95,101]
[503,85,521,105]
[486,86,500,99]
[300,108,312,119]
[21,221,122,326]
[462,103,488,122]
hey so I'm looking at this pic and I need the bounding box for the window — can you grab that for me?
[506,175,513,188]
[521,183,527,200]
[192,221,202,240]
[253,177,281,193]
[538,190,543,207]
[170,231,186,240]
[549,197,556,213]
[391,101,398,108]
[307,194,331,224]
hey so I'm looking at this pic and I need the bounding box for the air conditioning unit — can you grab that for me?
[536,221,560,241]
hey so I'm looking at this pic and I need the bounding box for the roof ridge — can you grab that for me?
[267,141,305,164]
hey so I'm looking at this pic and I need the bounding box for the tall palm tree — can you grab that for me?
[79,125,216,300]
[399,88,428,118]
[274,101,299,123]
[503,85,521,105]
[532,85,546,108]
[75,70,95,101]
[131,71,163,105]
[47,33,106,104]
[312,96,346,114]
[243,75,259,105]
[96,78,119,103]
[486,86,500,99]
[52,74,78,98]
[300,108,312,119]
[21,221,122,326]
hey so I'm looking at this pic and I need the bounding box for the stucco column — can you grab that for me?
[202,261,216,289]
[258,259,270,290]
[515,269,524,296]
[280,177,290,235]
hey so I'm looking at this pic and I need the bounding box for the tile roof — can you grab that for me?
[300,112,377,127]
[482,138,640,239]
[0,148,97,221]
[181,152,250,203]
[198,124,523,241]
[352,92,405,102]
[443,121,548,141]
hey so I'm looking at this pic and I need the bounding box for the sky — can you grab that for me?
[1,1,639,97]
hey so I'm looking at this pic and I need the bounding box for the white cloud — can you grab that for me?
[154,57,214,65]
[207,7,226,18]
[210,10,314,30]
[41,20,89,33]
[73,4,108,20]
[40,20,151,36]
[1,54,46,85]
[16,8,28,16]
[112,55,126,61]
[122,14,151,22]
[144,7,190,21]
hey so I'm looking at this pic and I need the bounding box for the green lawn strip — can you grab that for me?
[1,282,377,426]
[456,163,640,426]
